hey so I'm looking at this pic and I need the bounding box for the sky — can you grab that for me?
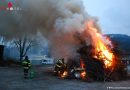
[83,0,130,35]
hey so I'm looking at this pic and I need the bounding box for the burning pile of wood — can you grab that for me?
[54,44,127,82]
[76,20,127,81]
[54,20,127,82]
[57,41,127,81]
[78,45,127,81]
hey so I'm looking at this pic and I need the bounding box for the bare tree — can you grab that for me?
[14,36,36,61]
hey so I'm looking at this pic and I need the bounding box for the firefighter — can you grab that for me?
[22,56,31,79]
[54,58,66,74]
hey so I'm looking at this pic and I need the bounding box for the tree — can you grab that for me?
[14,36,36,61]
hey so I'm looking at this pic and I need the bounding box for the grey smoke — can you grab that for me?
[0,0,99,60]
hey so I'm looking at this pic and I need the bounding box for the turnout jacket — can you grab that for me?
[22,59,31,69]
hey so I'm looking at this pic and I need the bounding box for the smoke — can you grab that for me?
[0,0,100,60]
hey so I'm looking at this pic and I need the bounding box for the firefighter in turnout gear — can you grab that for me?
[22,56,31,79]
[54,58,66,75]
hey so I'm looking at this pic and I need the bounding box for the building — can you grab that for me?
[0,45,4,65]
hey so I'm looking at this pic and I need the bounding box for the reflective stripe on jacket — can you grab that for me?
[24,67,29,69]
[56,64,62,68]
[22,59,31,69]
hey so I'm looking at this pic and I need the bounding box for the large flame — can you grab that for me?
[86,20,114,68]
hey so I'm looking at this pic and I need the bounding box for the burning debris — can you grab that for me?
[0,0,128,82]
[82,20,127,81]
[53,20,127,82]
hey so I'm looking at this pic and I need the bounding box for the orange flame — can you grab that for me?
[86,20,114,68]
[80,59,87,79]
[80,59,85,69]
[61,71,68,78]
[80,71,86,80]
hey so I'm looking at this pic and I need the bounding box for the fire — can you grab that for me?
[80,59,85,69]
[80,59,87,79]
[80,71,86,80]
[86,20,115,68]
[61,71,68,78]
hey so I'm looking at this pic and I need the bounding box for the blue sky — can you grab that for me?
[83,0,130,35]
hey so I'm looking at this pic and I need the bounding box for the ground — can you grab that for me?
[0,65,130,90]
